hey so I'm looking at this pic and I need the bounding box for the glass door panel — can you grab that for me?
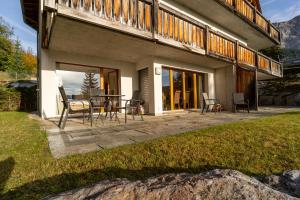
[162,68,171,111]
[173,69,183,110]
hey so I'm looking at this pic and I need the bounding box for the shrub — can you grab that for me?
[0,86,21,111]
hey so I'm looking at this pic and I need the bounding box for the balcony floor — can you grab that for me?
[41,107,298,158]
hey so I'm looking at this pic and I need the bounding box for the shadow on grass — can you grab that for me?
[1,164,240,200]
[0,157,15,194]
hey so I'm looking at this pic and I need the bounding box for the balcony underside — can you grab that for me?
[168,0,278,50]
[49,16,229,68]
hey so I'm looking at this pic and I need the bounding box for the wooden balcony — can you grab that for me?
[220,0,281,43]
[44,0,282,78]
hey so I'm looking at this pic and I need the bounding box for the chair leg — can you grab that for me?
[58,107,66,128]
[90,107,93,127]
[61,106,69,129]
[83,110,85,124]
[138,105,144,121]
[125,107,127,124]
[247,104,250,113]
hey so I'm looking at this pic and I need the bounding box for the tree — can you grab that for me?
[260,45,284,61]
[9,39,26,79]
[0,17,14,72]
[22,47,37,75]
[81,73,99,97]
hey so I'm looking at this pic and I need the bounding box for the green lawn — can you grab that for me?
[1,111,300,199]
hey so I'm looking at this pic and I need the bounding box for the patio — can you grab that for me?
[42,107,297,158]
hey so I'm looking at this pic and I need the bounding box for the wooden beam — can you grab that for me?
[182,72,186,109]
[193,73,197,109]
[170,69,174,110]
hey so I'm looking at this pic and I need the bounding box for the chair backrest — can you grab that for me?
[132,90,140,100]
[202,93,209,104]
[59,86,68,108]
[174,90,181,104]
[90,88,105,107]
[233,93,245,104]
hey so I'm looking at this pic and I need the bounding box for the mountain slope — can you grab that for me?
[274,16,300,49]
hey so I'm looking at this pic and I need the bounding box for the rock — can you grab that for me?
[45,169,298,200]
[263,170,300,198]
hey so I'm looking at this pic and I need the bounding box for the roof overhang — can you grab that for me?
[20,0,39,30]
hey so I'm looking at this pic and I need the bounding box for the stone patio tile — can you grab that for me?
[95,134,135,149]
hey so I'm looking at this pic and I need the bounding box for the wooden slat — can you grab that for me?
[179,19,183,42]
[130,0,137,27]
[184,21,188,43]
[169,14,174,38]
[138,1,145,29]
[157,9,162,35]
[174,17,179,41]
[105,0,112,19]
[95,0,102,12]
[123,0,129,23]
[145,4,151,31]
[114,0,121,21]
[163,11,168,37]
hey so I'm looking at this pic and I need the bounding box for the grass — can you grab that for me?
[1,111,300,199]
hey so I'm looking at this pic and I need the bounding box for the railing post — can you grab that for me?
[235,40,239,64]
[255,52,258,70]
[205,25,210,55]
[268,20,271,37]
[253,8,257,23]
[268,57,272,73]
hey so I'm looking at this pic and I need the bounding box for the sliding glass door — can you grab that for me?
[162,67,205,111]
[56,63,119,100]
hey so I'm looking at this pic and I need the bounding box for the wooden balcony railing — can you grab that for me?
[219,0,280,42]
[58,0,153,33]
[209,31,235,60]
[237,45,256,67]
[255,12,268,33]
[271,60,282,76]
[257,53,271,72]
[52,0,282,77]
[270,25,280,42]
[236,0,254,22]
[157,8,205,50]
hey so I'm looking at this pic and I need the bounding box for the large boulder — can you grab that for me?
[45,169,299,200]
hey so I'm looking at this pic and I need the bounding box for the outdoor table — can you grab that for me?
[90,94,126,126]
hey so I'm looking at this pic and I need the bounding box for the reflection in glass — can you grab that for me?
[162,68,170,111]
[173,69,183,109]
[185,72,194,109]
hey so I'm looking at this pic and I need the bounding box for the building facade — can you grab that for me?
[21,0,282,118]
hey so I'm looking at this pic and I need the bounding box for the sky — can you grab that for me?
[0,0,299,54]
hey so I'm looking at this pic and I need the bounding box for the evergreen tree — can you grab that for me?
[10,39,26,79]
[81,73,99,97]
[0,17,14,72]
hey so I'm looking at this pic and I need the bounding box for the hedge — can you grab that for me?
[0,86,21,111]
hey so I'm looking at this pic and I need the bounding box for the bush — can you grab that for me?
[0,86,21,111]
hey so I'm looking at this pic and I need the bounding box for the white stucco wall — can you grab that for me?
[215,65,235,111]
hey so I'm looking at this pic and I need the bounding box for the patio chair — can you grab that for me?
[125,90,144,121]
[174,90,181,109]
[201,93,219,114]
[233,93,250,113]
[58,86,90,129]
[89,88,108,125]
